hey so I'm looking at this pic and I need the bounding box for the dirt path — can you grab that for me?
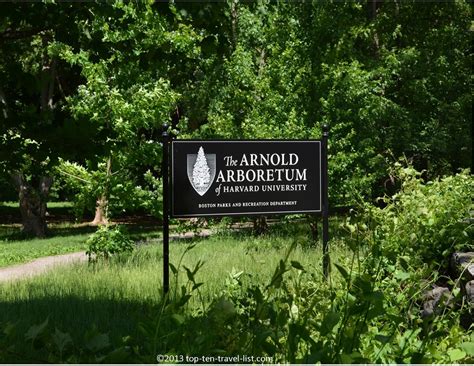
[0,252,88,283]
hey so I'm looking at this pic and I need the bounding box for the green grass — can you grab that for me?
[0,221,163,268]
[0,234,88,268]
[0,227,350,349]
[0,201,74,220]
[0,201,74,208]
[0,225,91,267]
[0,219,351,362]
[0,200,164,267]
[0,223,164,268]
[0,201,88,267]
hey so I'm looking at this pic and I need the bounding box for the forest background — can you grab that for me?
[0,0,472,237]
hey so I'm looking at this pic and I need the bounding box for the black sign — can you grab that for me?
[171,140,321,217]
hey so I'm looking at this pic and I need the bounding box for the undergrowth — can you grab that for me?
[0,166,473,363]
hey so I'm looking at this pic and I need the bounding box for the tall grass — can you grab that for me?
[0,230,349,343]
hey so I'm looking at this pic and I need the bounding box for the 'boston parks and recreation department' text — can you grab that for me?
[199,200,297,208]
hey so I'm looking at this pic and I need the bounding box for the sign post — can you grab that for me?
[161,126,329,294]
[161,123,170,294]
[322,125,330,278]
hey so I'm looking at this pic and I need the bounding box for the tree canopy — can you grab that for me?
[0,0,471,235]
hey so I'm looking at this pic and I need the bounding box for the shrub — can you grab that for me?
[353,164,473,267]
[86,225,134,261]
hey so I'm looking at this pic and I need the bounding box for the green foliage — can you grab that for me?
[55,159,163,219]
[1,214,473,363]
[3,234,471,363]
[1,0,472,220]
[352,163,473,266]
[0,0,473,361]
[51,1,201,220]
[86,225,133,262]
[0,319,133,363]
[54,159,94,218]
[0,3,96,203]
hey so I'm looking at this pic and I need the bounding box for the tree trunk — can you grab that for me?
[90,156,112,226]
[11,173,53,237]
[0,87,8,119]
[91,195,108,226]
[367,0,382,58]
[40,33,55,113]
[230,0,238,50]
[253,216,268,236]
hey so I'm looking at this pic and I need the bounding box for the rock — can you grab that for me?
[451,252,474,281]
[466,280,474,306]
[422,286,452,317]
[468,264,474,280]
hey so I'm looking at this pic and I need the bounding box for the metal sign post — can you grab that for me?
[162,123,170,294]
[322,125,330,278]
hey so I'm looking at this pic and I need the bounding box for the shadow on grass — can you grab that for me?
[0,226,97,242]
[0,294,162,362]
[0,204,77,224]
[0,224,162,242]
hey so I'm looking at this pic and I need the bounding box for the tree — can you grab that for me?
[0,2,91,236]
[58,1,200,223]
[192,146,211,193]
[177,0,472,206]
[1,0,470,236]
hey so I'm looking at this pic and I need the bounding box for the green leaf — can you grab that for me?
[53,328,73,354]
[103,346,131,363]
[267,260,288,289]
[460,342,474,356]
[183,265,194,282]
[340,353,352,363]
[262,339,277,355]
[25,318,49,341]
[375,334,392,344]
[290,303,299,319]
[169,262,178,275]
[335,263,349,281]
[184,243,197,253]
[192,282,204,291]
[85,333,110,352]
[3,322,17,337]
[177,294,192,307]
[394,270,410,281]
[354,275,372,294]
[320,311,340,336]
[171,314,185,325]
[448,349,466,362]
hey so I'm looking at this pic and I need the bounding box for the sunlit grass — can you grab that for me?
[0,201,74,208]
[0,229,90,267]
[0,218,162,268]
